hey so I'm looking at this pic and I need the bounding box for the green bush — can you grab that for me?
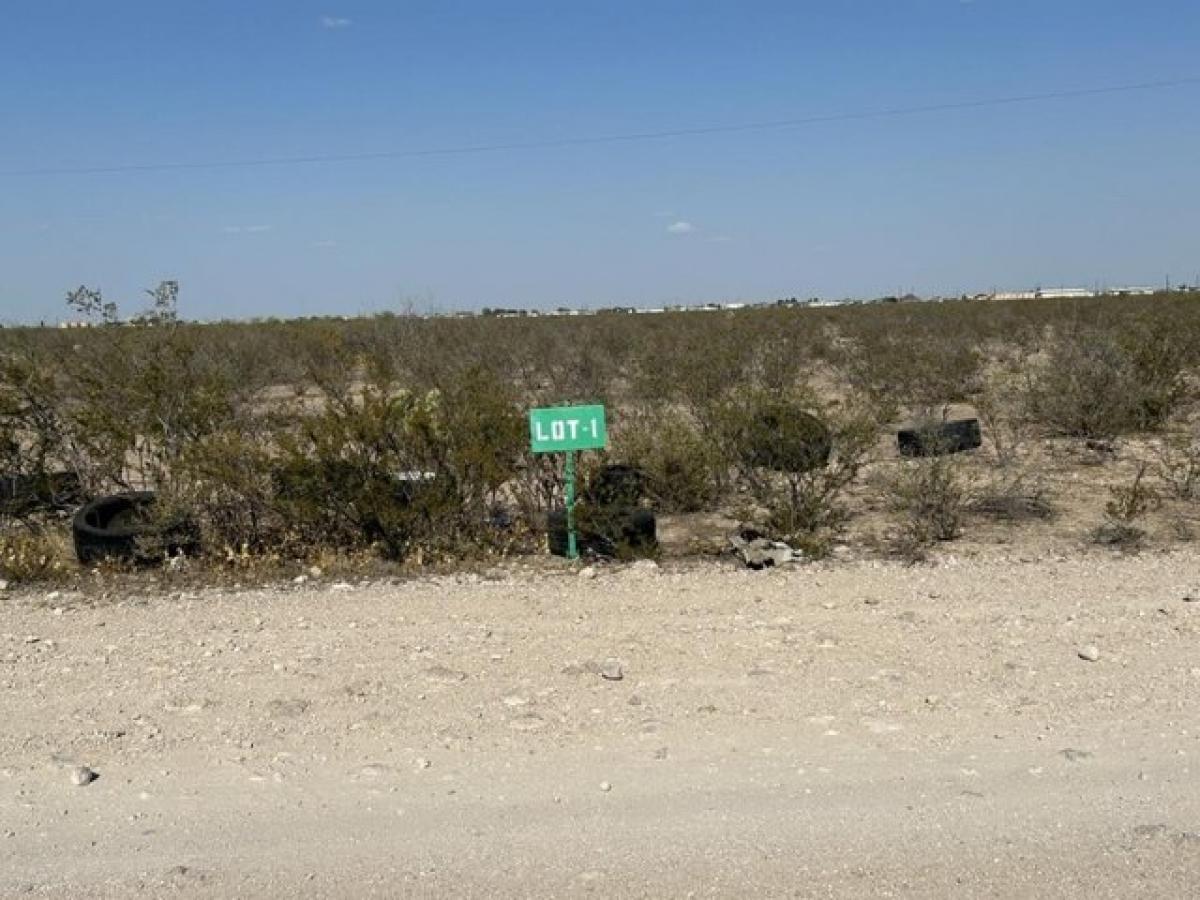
[734,394,878,557]
[610,408,721,513]
[888,456,968,553]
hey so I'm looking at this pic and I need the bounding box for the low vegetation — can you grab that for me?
[2,285,1199,582]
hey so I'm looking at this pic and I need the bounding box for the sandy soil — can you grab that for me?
[2,550,1199,898]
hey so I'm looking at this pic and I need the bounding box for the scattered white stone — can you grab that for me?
[578,566,597,580]
[599,781,612,792]
[1078,645,1101,662]
[308,566,323,579]
[415,757,431,770]
[330,582,354,592]
[0,580,9,592]
[69,766,97,787]
[600,658,624,681]
[292,575,308,585]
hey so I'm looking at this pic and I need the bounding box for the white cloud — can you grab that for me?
[666,220,695,235]
[321,16,353,28]
[222,224,272,234]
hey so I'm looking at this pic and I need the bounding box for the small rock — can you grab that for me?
[292,575,308,585]
[732,531,800,570]
[600,658,623,681]
[423,665,468,684]
[578,566,598,580]
[599,781,612,792]
[863,596,881,606]
[415,757,431,770]
[1060,748,1093,763]
[308,566,323,578]
[0,579,9,592]
[627,694,643,706]
[69,766,98,787]
[1184,594,1199,603]
[1077,645,1101,662]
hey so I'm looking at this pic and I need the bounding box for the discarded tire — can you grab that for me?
[897,417,982,457]
[547,506,657,559]
[743,407,832,473]
[72,492,198,565]
[0,471,83,517]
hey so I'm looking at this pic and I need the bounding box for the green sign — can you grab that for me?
[528,405,607,454]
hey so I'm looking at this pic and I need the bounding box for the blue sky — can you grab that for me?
[2,1,1198,323]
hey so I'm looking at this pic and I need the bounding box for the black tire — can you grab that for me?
[547,506,657,558]
[743,407,832,473]
[72,492,198,565]
[897,418,982,458]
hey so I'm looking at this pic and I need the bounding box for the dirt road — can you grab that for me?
[3,551,1199,897]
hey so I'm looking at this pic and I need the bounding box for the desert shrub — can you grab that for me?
[734,393,878,556]
[887,456,968,556]
[0,352,80,503]
[270,362,526,561]
[1153,432,1200,500]
[1091,462,1159,548]
[57,285,246,492]
[0,531,73,583]
[610,408,722,513]
[841,321,983,422]
[1029,324,1192,440]
[973,346,1035,467]
[163,427,284,556]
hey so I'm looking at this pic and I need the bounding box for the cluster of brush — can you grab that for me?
[3,417,980,569]
[547,464,657,560]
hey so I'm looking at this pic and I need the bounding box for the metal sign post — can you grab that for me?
[528,404,607,560]
[564,450,577,559]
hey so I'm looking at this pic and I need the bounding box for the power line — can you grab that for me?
[4,75,1199,177]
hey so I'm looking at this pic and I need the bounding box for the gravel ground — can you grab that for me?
[2,550,1199,897]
